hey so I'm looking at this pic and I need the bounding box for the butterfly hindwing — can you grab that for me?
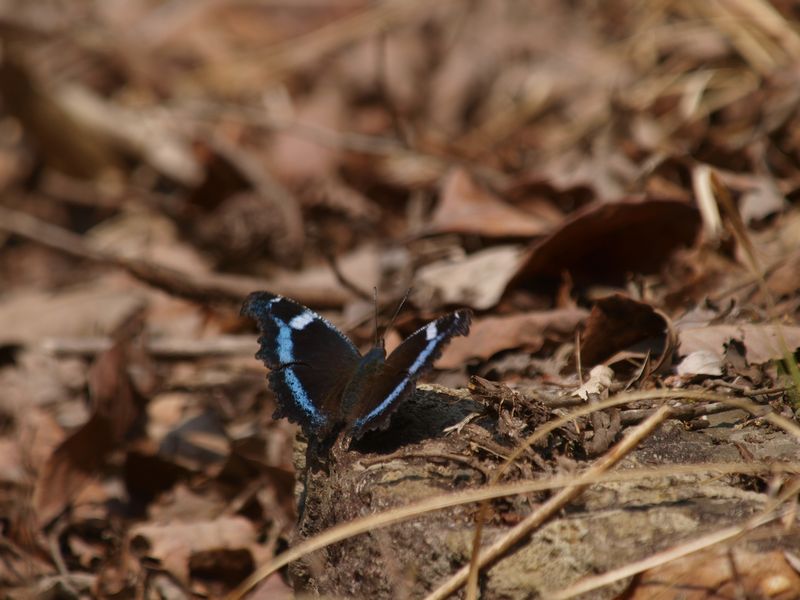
[348,309,472,439]
[242,292,361,436]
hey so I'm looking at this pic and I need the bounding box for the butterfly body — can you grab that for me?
[242,291,471,446]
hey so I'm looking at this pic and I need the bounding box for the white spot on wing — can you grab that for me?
[289,312,315,330]
[425,322,438,341]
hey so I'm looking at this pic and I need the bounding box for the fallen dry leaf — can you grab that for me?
[88,210,212,274]
[129,516,257,585]
[268,243,382,306]
[0,438,24,485]
[427,169,554,237]
[57,84,202,185]
[512,196,701,286]
[32,322,149,527]
[678,323,800,365]
[0,284,145,347]
[412,245,524,310]
[438,308,587,369]
[268,85,347,183]
[676,350,724,377]
[764,248,800,299]
[628,548,800,599]
[580,294,668,366]
[573,365,614,400]
[32,413,116,527]
[738,173,787,223]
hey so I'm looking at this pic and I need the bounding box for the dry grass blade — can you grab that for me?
[685,0,779,74]
[428,406,673,600]
[692,163,723,241]
[723,0,800,61]
[226,459,800,600]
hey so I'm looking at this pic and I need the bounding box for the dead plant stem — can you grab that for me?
[432,406,672,600]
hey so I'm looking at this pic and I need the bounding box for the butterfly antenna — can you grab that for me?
[372,286,381,346]
[382,287,412,344]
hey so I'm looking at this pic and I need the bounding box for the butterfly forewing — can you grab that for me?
[348,309,472,438]
[242,292,361,437]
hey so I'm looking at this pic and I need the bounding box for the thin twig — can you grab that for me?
[619,401,732,425]
[321,249,373,301]
[711,381,792,397]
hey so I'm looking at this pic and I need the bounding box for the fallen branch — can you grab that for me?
[0,206,352,308]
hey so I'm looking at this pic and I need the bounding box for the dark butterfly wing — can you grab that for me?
[347,309,472,439]
[242,292,361,437]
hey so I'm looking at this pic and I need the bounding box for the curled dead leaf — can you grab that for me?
[513,196,701,287]
[438,308,587,369]
[580,294,669,367]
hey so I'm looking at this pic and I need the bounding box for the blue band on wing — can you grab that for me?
[274,317,324,426]
[353,329,444,429]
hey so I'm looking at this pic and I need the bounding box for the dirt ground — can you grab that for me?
[0,1,800,599]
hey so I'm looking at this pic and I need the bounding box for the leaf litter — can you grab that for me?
[0,1,799,598]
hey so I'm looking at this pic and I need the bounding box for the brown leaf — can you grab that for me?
[129,516,257,585]
[32,413,116,527]
[302,176,381,223]
[678,323,800,365]
[412,245,525,310]
[427,169,554,237]
[629,548,800,599]
[438,309,587,369]
[717,171,787,224]
[268,85,346,183]
[580,294,669,367]
[32,329,148,527]
[764,249,800,299]
[0,51,124,179]
[513,196,701,286]
[0,284,145,347]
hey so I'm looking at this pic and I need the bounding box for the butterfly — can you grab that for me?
[242,292,472,446]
